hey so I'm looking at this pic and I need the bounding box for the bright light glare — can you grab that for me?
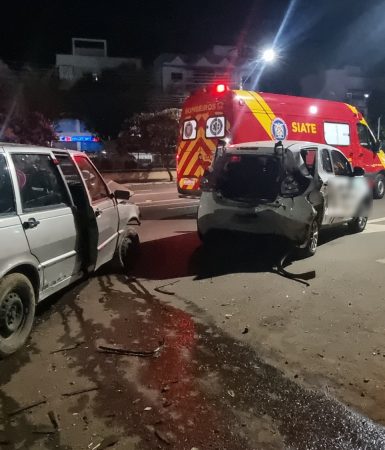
[364,93,370,98]
[262,49,276,62]
[309,105,318,114]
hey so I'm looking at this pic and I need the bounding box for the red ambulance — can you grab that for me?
[177,84,385,198]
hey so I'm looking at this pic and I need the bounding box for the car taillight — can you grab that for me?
[281,175,300,197]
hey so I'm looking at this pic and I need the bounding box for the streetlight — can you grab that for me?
[241,48,278,89]
[262,48,276,63]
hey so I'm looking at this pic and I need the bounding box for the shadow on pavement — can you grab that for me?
[133,230,314,282]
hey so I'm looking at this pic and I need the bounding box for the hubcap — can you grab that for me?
[378,180,385,197]
[358,216,368,229]
[309,222,319,252]
[0,292,24,337]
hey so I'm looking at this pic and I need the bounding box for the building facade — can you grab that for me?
[56,38,141,85]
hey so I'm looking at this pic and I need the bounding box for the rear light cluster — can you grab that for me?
[280,175,300,197]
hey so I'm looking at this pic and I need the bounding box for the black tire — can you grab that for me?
[197,225,212,246]
[373,174,385,199]
[348,216,368,233]
[297,219,319,258]
[119,231,140,272]
[0,273,35,357]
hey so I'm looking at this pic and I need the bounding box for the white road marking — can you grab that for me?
[168,204,199,210]
[362,223,385,234]
[368,216,385,224]
[133,191,175,196]
[376,258,385,264]
[139,201,199,209]
[136,197,197,206]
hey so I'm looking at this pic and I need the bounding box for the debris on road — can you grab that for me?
[155,429,173,445]
[227,389,235,398]
[50,341,84,354]
[144,406,152,411]
[90,435,120,449]
[225,314,233,319]
[62,386,99,397]
[32,426,56,435]
[242,327,249,334]
[8,399,47,417]
[98,338,165,358]
[48,410,59,429]
[154,280,180,296]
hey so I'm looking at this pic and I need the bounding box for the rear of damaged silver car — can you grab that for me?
[197,143,321,246]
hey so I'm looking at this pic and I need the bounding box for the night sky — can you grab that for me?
[1,0,385,75]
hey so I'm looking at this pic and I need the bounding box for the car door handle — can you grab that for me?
[95,209,103,217]
[23,218,40,229]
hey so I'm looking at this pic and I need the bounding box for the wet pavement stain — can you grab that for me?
[1,274,385,449]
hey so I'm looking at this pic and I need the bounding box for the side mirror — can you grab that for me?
[114,189,131,200]
[353,167,365,177]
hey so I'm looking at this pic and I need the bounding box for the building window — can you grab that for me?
[171,72,183,82]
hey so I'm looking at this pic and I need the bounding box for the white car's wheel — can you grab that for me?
[348,216,368,233]
[119,230,140,272]
[298,219,319,258]
[0,273,36,357]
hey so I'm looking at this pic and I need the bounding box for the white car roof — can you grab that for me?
[0,143,86,158]
[228,140,338,152]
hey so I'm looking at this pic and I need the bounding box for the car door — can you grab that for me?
[10,151,80,291]
[72,155,119,270]
[356,122,379,171]
[317,148,336,225]
[327,149,359,222]
[0,152,32,277]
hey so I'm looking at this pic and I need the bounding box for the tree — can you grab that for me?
[0,61,56,146]
[118,108,181,181]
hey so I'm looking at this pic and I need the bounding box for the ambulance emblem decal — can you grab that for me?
[209,117,224,136]
[271,117,288,141]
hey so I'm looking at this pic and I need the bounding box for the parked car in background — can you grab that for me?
[0,145,140,356]
[198,140,371,256]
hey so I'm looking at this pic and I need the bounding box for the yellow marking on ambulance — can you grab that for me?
[234,90,276,139]
[292,122,317,134]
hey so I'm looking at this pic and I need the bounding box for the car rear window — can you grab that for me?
[0,154,16,216]
[216,154,281,201]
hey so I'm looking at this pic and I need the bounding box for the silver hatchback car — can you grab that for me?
[0,144,140,356]
[198,140,371,255]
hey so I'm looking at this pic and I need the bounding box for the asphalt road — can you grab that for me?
[2,182,385,449]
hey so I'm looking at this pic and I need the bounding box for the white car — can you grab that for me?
[0,145,140,356]
[198,141,371,256]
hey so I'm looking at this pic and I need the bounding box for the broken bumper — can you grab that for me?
[197,194,317,244]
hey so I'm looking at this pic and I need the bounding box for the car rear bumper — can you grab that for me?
[197,194,317,244]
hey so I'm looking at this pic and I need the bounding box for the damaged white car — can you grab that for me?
[197,141,371,257]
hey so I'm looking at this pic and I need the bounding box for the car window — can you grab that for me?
[321,149,333,173]
[12,153,71,212]
[300,148,317,175]
[357,123,377,150]
[331,150,352,176]
[74,156,110,203]
[324,122,350,146]
[54,153,83,186]
[0,154,16,216]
